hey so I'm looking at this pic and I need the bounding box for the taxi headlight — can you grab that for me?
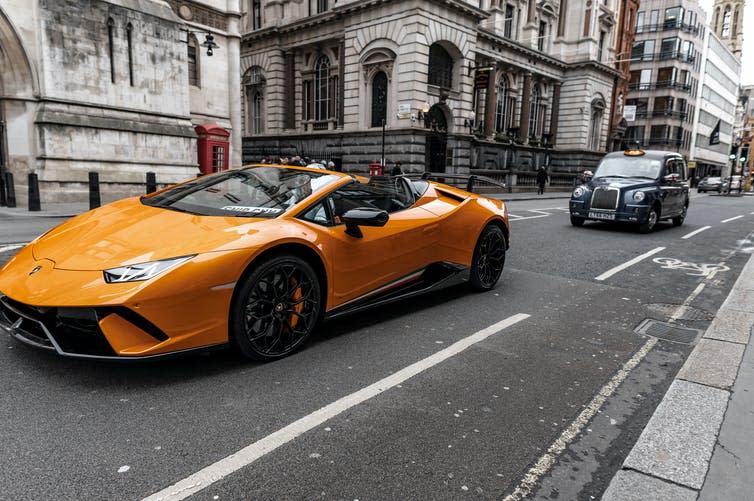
[103,256,195,283]
[572,187,586,198]
[632,191,646,202]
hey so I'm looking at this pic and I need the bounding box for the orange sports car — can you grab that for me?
[0,166,509,361]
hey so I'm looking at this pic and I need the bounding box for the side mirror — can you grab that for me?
[342,207,389,238]
[663,173,680,183]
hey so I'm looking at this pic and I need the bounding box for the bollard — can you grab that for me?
[28,173,41,211]
[88,171,101,210]
[146,171,157,194]
[5,172,16,208]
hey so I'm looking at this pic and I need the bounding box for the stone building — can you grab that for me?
[239,0,625,179]
[608,0,640,151]
[710,0,744,57]
[0,0,241,206]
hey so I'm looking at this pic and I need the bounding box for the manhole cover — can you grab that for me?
[634,319,700,344]
[645,303,714,321]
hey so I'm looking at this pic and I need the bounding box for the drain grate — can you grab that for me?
[634,319,700,344]
[645,303,714,321]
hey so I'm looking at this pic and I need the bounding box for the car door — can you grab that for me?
[300,180,441,308]
[660,157,682,215]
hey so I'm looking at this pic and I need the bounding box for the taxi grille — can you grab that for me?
[591,188,619,210]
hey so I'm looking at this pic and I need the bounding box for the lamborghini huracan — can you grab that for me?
[0,166,510,361]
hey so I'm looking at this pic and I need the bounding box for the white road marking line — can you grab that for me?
[502,337,658,501]
[0,243,25,253]
[595,247,665,281]
[669,282,706,322]
[142,313,531,501]
[509,214,549,221]
[721,215,744,223]
[681,226,711,239]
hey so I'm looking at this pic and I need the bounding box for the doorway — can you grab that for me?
[425,105,448,173]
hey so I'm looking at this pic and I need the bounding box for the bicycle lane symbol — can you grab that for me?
[652,257,730,278]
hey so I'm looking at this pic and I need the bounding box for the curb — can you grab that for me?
[602,251,754,500]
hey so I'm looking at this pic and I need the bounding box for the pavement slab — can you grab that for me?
[601,470,697,501]
[721,289,754,313]
[676,338,746,390]
[622,379,729,489]
[703,310,754,345]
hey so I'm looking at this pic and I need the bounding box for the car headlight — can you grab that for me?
[572,187,586,198]
[632,191,646,202]
[103,255,195,283]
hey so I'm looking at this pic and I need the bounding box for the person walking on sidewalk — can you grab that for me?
[536,166,548,195]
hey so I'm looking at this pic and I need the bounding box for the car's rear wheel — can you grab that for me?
[230,255,322,361]
[570,215,585,227]
[469,225,506,291]
[639,207,659,233]
[672,202,688,226]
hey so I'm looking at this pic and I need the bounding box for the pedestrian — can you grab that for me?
[391,162,403,176]
[536,166,548,195]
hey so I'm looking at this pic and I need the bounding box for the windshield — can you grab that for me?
[593,157,662,180]
[704,177,721,182]
[141,167,341,217]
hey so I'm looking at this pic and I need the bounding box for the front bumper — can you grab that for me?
[570,201,651,223]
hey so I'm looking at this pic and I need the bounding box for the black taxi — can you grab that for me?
[569,149,689,233]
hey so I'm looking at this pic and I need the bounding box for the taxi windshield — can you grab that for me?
[141,166,341,217]
[594,157,662,180]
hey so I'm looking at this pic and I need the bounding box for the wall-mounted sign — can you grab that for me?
[397,103,411,119]
[474,70,490,90]
[623,105,636,122]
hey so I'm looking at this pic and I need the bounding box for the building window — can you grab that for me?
[626,98,648,119]
[636,11,645,33]
[660,37,679,59]
[722,7,731,37]
[664,7,682,28]
[504,4,514,38]
[212,145,226,172]
[538,21,547,51]
[107,17,115,83]
[589,99,605,150]
[371,71,388,128]
[317,0,328,14]
[243,66,266,134]
[625,125,645,143]
[428,44,453,88]
[126,23,134,86]
[529,86,546,138]
[732,7,739,37]
[252,0,261,29]
[632,40,655,61]
[252,92,264,134]
[648,9,659,31]
[188,37,199,87]
[495,76,512,132]
[598,31,606,62]
[314,55,330,122]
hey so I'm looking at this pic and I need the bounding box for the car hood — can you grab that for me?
[589,177,657,190]
[32,197,274,270]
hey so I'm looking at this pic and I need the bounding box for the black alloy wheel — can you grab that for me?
[469,225,506,291]
[672,202,688,226]
[639,207,659,233]
[231,255,322,361]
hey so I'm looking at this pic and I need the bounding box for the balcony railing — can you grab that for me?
[651,110,688,119]
[629,51,696,64]
[635,21,700,35]
[628,81,692,92]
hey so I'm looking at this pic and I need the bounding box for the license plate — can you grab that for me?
[589,211,615,220]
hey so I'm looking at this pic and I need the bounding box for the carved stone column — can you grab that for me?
[484,67,497,138]
[528,0,536,23]
[283,51,295,129]
[519,72,532,141]
[549,82,562,145]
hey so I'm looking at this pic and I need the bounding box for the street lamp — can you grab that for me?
[181,29,219,56]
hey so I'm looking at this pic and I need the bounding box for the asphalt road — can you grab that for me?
[0,192,752,500]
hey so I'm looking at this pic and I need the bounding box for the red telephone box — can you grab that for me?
[195,123,230,175]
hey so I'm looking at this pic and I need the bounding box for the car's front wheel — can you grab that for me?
[672,202,688,226]
[230,254,322,361]
[469,225,506,291]
[570,215,585,227]
[639,207,659,233]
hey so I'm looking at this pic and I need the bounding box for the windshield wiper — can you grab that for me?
[596,175,628,179]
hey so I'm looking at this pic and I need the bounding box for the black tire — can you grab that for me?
[672,202,688,226]
[230,254,322,361]
[469,225,506,291]
[639,207,659,233]
[570,215,585,227]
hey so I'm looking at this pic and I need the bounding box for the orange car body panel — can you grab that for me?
[0,166,508,357]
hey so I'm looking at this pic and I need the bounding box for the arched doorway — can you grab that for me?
[425,105,448,173]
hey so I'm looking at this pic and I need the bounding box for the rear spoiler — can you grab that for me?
[403,172,507,194]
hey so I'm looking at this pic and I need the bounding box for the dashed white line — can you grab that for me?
[142,313,531,501]
[721,215,744,223]
[595,247,666,281]
[681,226,711,239]
[0,243,25,253]
[502,337,658,501]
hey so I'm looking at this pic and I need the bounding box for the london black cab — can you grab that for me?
[569,149,689,233]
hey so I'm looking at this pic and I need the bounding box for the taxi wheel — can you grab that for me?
[672,203,688,226]
[570,215,585,227]
[230,255,322,361]
[639,207,659,233]
[469,225,506,291]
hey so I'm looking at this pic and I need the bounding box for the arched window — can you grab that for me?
[428,44,453,88]
[529,86,541,137]
[589,98,606,150]
[722,7,731,37]
[495,76,510,132]
[733,7,740,36]
[314,56,330,121]
[713,7,720,32]
[243,66,265,134]
[371,71,388,128]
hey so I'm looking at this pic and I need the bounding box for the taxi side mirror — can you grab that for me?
[663,173,679,183]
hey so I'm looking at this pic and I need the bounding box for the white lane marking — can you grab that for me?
[595,247,665,281]
[721,215,744,223]
[681,226,711,239]
[670,282,706,322]
[142,313,531,501]
[0,243,25,253]
[502,337,658,501]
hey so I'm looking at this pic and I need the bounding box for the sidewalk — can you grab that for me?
[0,191,571,219]
[603,252,754,500]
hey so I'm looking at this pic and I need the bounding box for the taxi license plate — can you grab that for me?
[589,211,615,220]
